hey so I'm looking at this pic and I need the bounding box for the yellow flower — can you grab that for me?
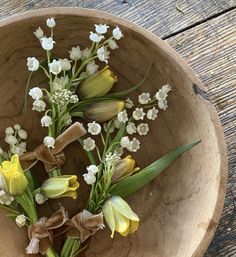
[103,196,140,238]
[112,155,139,182]
[78,66,117,99]
[85,100,124,123]
[0,155,28,196]
[41,175,79,199]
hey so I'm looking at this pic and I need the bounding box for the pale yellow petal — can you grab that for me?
[113,209,130,234]
[111,196,140,222]
[103,201,116,238]
[129,220,139,234]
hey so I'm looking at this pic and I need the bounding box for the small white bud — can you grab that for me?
[5,127,14,135]
[43,136,55,148]
[35,193,48,205]
[18,129,28,140]
[46,17,56,28]
[15,214,27,227]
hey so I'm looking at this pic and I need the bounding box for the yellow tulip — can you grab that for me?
[0,155,28,196]
[84,100,125,123]
[103,196,140,238]
[112,155,139,182]
[78,66,117,99]
[41,175,79,199]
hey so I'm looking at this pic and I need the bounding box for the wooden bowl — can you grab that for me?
[0,7,227,257]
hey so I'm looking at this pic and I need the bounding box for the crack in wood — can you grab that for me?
[162,6,236,40]
[193,83,211,102]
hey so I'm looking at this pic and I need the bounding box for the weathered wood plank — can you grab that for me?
[166,9,236,256]
[0,0,235,38]
[0,1,235,256]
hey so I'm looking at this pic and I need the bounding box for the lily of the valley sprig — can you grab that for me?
[0,17,201,257]
[26,18,124,178]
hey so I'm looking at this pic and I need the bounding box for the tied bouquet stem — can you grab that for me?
[0,17,201,257]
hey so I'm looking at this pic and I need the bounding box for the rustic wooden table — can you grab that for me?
[0,1,236,256]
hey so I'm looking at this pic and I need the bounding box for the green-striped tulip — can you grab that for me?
[103,196,140,238]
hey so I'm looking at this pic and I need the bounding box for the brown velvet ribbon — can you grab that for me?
[66,210,104,243]
[26,206,68,255]
[20,122,86,172]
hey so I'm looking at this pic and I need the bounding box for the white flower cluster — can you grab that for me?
[104,152,121,167]
[33,18,56,51]
[89,24,123,64]
[155,84,172,110]
[3,124,27,156]
[120,136,140,152]
[29,87,46,112]
[83,165,99,185]
[111,84,171,153]
[50,89,79,105]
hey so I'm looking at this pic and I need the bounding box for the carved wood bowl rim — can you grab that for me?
[0,7,228,257]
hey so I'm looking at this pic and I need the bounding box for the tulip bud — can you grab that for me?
[41,175,79,199]
[103,195,140,238]
[112,155,139,182]
[78,66,117,99]
[84,100,125,123]
[0,155,28,196]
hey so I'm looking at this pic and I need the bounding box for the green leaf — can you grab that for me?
[110,140,201,198]
[105,61,153,98]
[108,123,126,153]
[25,170,35,191]
[0,154,5,165]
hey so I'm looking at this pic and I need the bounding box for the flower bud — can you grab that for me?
[0,155,28,196]
[103,196,140,238]
[41,175,79,199]
[112,155,139,182]
[85,100,125,123]
[78,66,117,99]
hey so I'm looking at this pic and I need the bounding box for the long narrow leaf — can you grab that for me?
[110,140,201,198]
[109,123,126,152]
[105,61,153,98]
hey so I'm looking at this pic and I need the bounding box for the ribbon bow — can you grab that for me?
[66,210,104,243]
[20,122,86,172]
[26,206,68,255]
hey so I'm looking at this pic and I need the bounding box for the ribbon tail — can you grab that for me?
[53,122,86,154]
[20,152,38,171]
[26,238,40,254]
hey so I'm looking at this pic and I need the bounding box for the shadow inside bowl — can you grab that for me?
[0,8,227,257]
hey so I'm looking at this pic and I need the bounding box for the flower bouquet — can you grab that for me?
[0,17,200,257]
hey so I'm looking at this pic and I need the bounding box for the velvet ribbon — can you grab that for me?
[66,210,104,243]
[20,122,86,172]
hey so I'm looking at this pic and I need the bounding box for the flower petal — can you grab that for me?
[111,196,140,222]
[113,209,130,234]
[103,200,116,238]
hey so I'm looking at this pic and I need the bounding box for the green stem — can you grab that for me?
[49,168,61,177]
[46,247,59,257]
[78,139,96,165]
[60,238,81,257]
[16,191,38,223]
[24,72,33,115]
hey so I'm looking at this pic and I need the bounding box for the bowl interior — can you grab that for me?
[0,9,226,257]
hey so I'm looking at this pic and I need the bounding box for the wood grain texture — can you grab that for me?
[0,7,228,257]
[0,1,234,256]
[0,0,235,38]
[166,9,236,257]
